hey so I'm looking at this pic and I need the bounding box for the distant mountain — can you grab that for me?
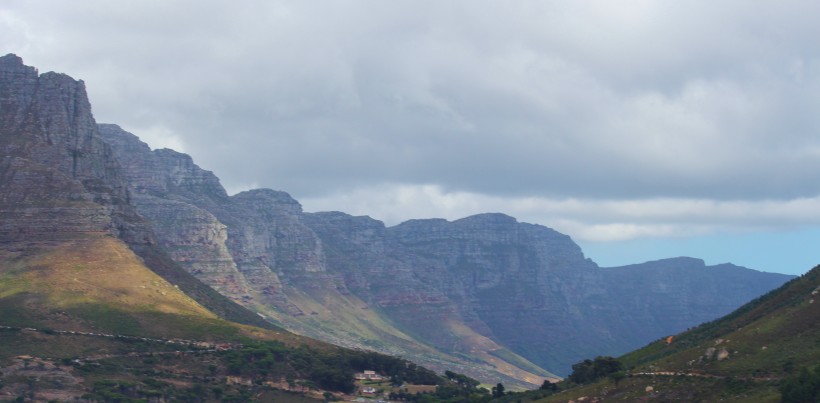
[98,123,553,388]
[534,265,820,402]
[99,123,793,382]
[0,53,452,401]
[1,54,795,390]
[303,213,793,375]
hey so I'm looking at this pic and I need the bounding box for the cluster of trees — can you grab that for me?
[81,379,233,402]
[567,356,623,384]
[389,371,492,402]
[347,350,442,386]
[444,370,480,389]
[221,341,444,394]
[222,342,356,393]
[780,366,820,403]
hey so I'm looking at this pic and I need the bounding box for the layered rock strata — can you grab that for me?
[45,54,791,378]
[99,117,794,376]
[0,54,273,330]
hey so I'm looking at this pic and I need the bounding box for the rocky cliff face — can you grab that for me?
[99,124,334,312]
[0,54,143,243]
[0,54,274,330]
[98,124,255,300]
[304,211,795,374]
[63,56,795,379]
[385,214,611,372]
[97,118,795,378]
[99,125,559,386]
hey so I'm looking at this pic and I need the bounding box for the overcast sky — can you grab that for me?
[3,1,819,275]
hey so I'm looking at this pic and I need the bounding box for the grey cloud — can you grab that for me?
[5,0,820,202]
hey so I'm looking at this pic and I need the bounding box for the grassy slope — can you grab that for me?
[127,240,280,331]
[535,265,820,402]
[252,284,555,390]
[0,235,305,352]
[0,234,444,402]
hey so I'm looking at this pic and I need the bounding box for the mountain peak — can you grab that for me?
[0,53,34,74]
[0,53,22,65]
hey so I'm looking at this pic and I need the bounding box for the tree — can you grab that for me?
[608,371,626,386]
[780,366,820,403]
[539,379,558,391]
[492,383,505,398]
[568,356,623,384]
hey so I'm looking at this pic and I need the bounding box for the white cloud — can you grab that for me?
[5,0,820,256]
[301,184,820,242]
[127,124,187,153]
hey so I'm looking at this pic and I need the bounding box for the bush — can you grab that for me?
[780,366,820,403]
[568,356,623,384]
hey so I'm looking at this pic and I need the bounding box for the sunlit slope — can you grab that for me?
[253,282,558,390]
[0,235,271,342]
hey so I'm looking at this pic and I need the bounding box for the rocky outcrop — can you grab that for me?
[71,57,796,378]
[98,124,255,300]
[304,212,795,374]
[98,119,795,377]
[0,54,144,243]
[0,54,274,330]
[98,125,331,313]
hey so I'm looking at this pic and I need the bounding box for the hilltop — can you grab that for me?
[526,265,819,402]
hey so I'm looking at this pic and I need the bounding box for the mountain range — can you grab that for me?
[0,54,795,390]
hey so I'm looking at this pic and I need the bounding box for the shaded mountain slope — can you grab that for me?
[535,265,820,402]
[1,54,466,402]
[98,124,554,388]
[5,53,793,384]
[96,119,792,380]
[599,257,798,349]
[97,116,794,380]
[308,213,794,375]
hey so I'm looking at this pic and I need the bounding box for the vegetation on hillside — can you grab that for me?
[779,365,820,403]
[525,265,820,402]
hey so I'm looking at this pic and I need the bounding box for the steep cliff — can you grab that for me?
[98,124,326,312]
[99,124,552,387]
[305,212,794,374]
[70,55,795,379]
[98,118,794,378]
[0,54,139,243]
[0,54,273,330]
[98,124,256,301]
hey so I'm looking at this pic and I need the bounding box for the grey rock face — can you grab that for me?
[78,57,795,377]
[99,124,330,313]
[99,123,254,301]
[304,212,794,374]
[0,55,274,330]
[99,120,795,377]
[0,54,145,243]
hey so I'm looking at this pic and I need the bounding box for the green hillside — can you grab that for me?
[530,265,820,402]
[0,235,455,401]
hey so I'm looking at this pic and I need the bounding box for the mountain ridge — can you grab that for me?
[97,116,792,381]
[1,54,795,388]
